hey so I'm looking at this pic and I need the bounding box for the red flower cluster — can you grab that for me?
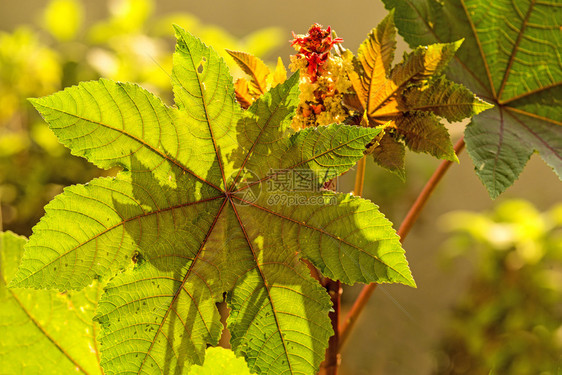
[291,24,343,82]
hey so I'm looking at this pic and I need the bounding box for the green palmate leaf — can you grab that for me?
[347,12,490,177]
[11,26,414,375]
[464,106,532,194]
[383,0,562,198]
[0,231,102,374]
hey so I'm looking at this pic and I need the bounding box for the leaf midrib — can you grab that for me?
[505,108,562,158]
[33,102,223,193]
[229,76,296,192]
[372,101,486,119]
[15,195,224,287]
[363,35,387,116]
[492,107,506,194]
[229,199,295,374]
[400,0,492,97]
[459,0,498,99]
[228,51,268,94]
[370,47,451,115]
[499,81,562,107]
[8,289,91,374]
[233,195,411,283]
[505,106,562,127]
[137,197,229,374]
[496,0,536,101]
[179,31,229,191]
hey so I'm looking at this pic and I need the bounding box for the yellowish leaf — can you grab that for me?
[369,98,400,121]
[368,41,462,118]
[272,57,287,87]
[345,12,488,176]
[342,92,362,112]
[226,50,270,95]
[348,12,396,113]
[234,78,254,109]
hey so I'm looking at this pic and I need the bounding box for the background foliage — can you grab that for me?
[438,200,562,374]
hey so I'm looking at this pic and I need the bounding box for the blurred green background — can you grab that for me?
[1,0,560,374]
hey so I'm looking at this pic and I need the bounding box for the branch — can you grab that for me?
[353,156,367,196]
[319,279,342,375]
[338,136,466,350]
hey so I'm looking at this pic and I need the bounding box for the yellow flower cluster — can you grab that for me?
[289,55,351,129]
[288,25,352,130]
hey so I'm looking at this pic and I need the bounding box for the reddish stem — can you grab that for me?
[319,279,342,375]
[338,137,465,350]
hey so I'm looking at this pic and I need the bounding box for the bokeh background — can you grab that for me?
[1,0,560,374]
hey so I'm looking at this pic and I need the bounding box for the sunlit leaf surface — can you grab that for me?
[0,231,102,375]
[187,347,251,375]
[10,27,414,374]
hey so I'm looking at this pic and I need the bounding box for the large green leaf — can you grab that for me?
[10,26,414,375]
[0,231,102,374]
[383,0,562,198]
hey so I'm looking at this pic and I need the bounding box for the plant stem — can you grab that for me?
[353,156,367,196]
[338,137,465,350]
[319,278,342,375]
[320,155,368,374]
